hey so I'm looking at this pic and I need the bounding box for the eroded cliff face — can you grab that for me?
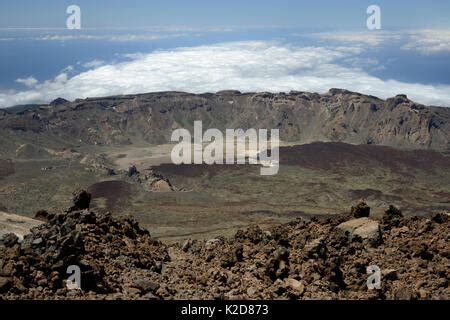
[0,89,449,154]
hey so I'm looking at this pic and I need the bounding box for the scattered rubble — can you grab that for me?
[0,191,169,299]
[0,196,448,300]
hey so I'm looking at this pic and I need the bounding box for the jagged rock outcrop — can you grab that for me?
[67,190,92,212]
[0,208,169,298]
[49,98,69,106]
[381,205,404,231]
[351,200,371,218]
[127,168,175,192]
[1,89,449,156]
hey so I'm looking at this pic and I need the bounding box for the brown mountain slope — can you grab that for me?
[278,142,450,172]
[0,89,449,156]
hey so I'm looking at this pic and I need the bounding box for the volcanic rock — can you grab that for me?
[351,200,370,218]
[381,205,403,230]
[285,278,305,297]
[68,190,91,212]
[0,195,448,300]
[0,211,43,240]
[0,207,169,299]
[3,90,449,152]
[1,233,19,247]
[431,212,448,224]
[49,98,69,106]
[394,287,414,300]
[0,277,11,293]
[132,169,174,192]
[337,218,381,240]
[383,269,398,281]
[34,210,49,222]
[128,165,139,177]
[132,277,160,293]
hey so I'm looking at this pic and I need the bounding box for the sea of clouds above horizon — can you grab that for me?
[1,29,450,108]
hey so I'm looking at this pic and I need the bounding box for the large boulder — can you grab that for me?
[0,208,169,298]
[337,218,381,240]
[34,210,49,222]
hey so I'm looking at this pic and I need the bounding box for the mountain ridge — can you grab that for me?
[0,88,449,156]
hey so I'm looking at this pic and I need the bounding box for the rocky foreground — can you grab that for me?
[0,192,448,300]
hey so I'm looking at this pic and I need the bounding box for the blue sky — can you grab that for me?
[1,0,450,29]
[0,1,450,108]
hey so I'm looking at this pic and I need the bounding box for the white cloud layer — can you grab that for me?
[36,33,187,42]
[2,41,450,108]
[312,31,403,46]
[82,59,105,69]
[313,29,450,54]
[402,30,450,54]
[15,76,38,87]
